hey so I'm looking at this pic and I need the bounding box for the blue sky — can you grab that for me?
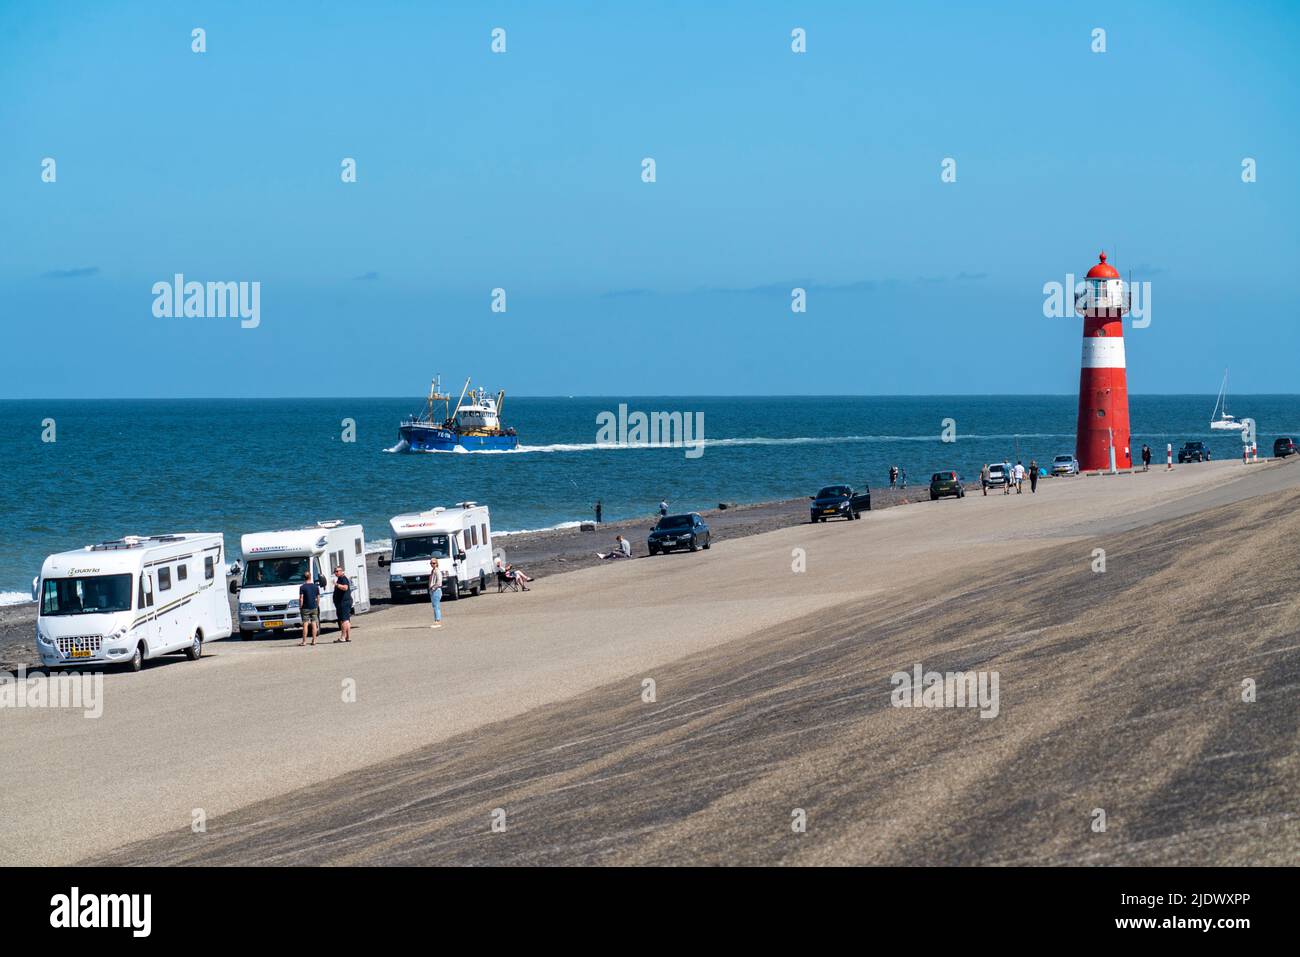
[1,0,1297,397]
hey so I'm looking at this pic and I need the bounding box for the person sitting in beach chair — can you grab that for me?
[496,567,518,592]
[507,564,531,591]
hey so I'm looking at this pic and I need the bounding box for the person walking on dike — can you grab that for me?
[889,465,898,489]
[659,500,669,518]
[1142,444,1151,471]
[298,574,322,647]
[980,463,990,496]
[595,500,603,524]
[1029,459,1039,494]
[332,564,353,643]
[1013,460,1025,494]
[428,558,444,629]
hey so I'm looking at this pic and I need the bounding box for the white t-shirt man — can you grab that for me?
[1013,463,1026,484]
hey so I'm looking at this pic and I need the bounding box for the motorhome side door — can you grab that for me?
[138,571,160,650]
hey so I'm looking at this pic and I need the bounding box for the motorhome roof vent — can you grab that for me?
[147,535,186,543]
[316,520,344,529]
[457,501,477,509]
[420,507,446,516]
[92,536,146,551]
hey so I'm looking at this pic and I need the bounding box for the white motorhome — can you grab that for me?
[235,521,370,638]
[34,533,233,671]
[381,503,494,601]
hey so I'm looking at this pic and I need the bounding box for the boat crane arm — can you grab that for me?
[450,377,471,422]
[496,390,506,418]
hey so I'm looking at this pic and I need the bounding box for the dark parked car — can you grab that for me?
[809,484,872,522]
[1274,437,1297,458]
[1178,441,1210,463]
[930,471,966,500]
[648,513,711,554]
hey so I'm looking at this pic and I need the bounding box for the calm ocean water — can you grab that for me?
[1,395,1296,602]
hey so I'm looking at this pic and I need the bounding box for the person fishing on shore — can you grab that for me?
[428,558,444,629]
[595,500,603,524]
[889,465,898,489]
[659,500,668,518]
[332,564,353,643]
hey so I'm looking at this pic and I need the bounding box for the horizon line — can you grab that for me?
[0,392,1296,402]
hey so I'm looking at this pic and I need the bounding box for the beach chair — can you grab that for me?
[496,569,518,593]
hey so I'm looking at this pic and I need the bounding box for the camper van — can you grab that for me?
[234,521,370,638]
[381,503,494,601]
[34,533,233,672]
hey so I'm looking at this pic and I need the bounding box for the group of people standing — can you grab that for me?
[888,465,907,489]
[980,460,1040,496]
[296,565,355,646]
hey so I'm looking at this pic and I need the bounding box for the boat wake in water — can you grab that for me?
[384,432,1077,455]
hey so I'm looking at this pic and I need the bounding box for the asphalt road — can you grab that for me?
[63,458,1299,866]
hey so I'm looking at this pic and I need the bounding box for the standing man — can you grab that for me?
[1142,444,1151,471]
[1028,459,1039,494]
[428,558,443,629]
[332,564,353,643]
[659,500,668,519]
[889,465,898,489]
[1013,460,1025,494]
[298,573,321,647]
[980,463,991,496]
[595,500,603,524]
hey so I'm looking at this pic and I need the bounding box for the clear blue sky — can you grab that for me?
[1,0,1296,397]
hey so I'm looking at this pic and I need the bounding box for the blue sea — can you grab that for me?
[2,395,1296,603]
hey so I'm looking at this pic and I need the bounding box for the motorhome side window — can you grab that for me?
[481,523,488,543]
[158,566,172,591]
[469,526,477,547]
[177,563,188,582]
[354,537,362,555]
[205,556,215,580]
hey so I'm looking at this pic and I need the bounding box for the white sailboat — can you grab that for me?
[1209,369,1247,431]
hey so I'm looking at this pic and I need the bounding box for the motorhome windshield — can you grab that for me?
[393,534,451,562]
[39,574,134,616]
[243,556,311,587]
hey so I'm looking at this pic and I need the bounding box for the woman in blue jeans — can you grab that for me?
[428,558,443,629]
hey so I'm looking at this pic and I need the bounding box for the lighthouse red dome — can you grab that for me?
[1086,252,1120,279]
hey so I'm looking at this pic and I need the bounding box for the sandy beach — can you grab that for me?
[2,458,1295,866]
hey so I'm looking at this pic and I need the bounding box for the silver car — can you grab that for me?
[1051,454,1079,476]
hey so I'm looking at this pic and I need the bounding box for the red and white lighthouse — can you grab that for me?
[1075,252,1131,472]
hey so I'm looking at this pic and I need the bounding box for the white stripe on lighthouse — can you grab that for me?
[1081,336,1126,369]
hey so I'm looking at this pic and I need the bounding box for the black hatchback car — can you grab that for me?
[1274,437,1297,458]
[1178,441,1209,463]
[648,513,711,554]
[809,484,871,522]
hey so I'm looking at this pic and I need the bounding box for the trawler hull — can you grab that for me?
[398,424,519,452]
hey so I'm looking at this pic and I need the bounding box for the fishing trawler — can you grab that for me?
[397,376,519,452]
[1209,369,1247,432]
